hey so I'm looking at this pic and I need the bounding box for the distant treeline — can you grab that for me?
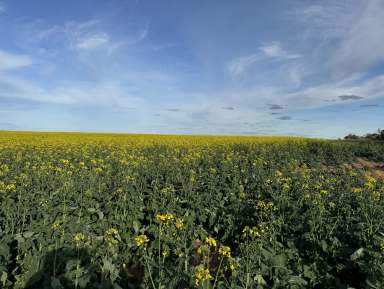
[344,129,384,140]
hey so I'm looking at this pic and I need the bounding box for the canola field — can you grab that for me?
[0,131,384,289]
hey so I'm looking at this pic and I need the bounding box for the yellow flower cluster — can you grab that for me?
[0,181,16,192]
[134,234,149,247]
[105,228,119,236]
[105,228,120,245]
[60,159,70,166]
[256,200,275,210]
[174,248,184,258]
[218,245,231,258]
[160,186,175,195]
[275,170,283,178]
[352,187,363,193]
[227,257,238,272]
[162,249,169,257]
[194,265,213,287]
[204,236,217,247]
[156,213,175,223]
[242,224,269,238]
[51,222,62,231]
[364,175,377,190]
[372,191,381,202]
[73,232,85,243]
[175,218,184,229]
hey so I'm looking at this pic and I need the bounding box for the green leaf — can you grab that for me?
[255,274,267,285]
[1,271,8,286]
[23,231,35,238]
[350,248,364,261]
[273,254,287,267]
[50,276,64,289]
[133,220,140,233]
[289,276,308,286]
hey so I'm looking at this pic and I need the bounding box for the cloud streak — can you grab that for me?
[75,32,110,50]
[0,50,33,71]
[259,42,301,60]
[228,42,301,78]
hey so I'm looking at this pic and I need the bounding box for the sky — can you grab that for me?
[0,0,383,138]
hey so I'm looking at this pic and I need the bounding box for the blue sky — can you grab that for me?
[0,0,383,138]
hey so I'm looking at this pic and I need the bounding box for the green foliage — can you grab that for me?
[0,133,384,288]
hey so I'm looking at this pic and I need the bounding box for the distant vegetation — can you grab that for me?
[345,129,384,140]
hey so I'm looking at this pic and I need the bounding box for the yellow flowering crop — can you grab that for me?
[51,222,62,231]
[204,236,217,247]
[218,245,231,258]
[134,234,149,247]
[156,213,175,223]
[73,232,85,243]
[194,265,213,287]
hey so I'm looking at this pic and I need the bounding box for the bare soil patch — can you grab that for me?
[350,157,384,179]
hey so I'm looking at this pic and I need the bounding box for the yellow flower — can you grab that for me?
[204,236,217,247]
[134,234,149,247]
[175,218,184,229]
[242,226,260,238]
[275,170,283,178]
[372,191,380,202]
[73,232,85,243]
[94,167,103,174]
[226,257,238,272]
[60,159,70,166]
[160,186,175,195]
[174,248,184,258]
[320,189,328,195]
[209,167,216,174]
[194,265,213,287]
[105,228,119,245]
[256,200,275,210]
[218,245,231,258]
[364,176,377,190]
[51,222,62,231]
[242,224,268,238]
[352,187,363,193]
[105,228,119,236]
[5,183,16,192]
[156,213,174,223]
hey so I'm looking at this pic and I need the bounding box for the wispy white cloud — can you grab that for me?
[64,20,111,51]
[289,0,383,78]
[227,53,260,78]
[75,32,110,50]
[0,50,33,71]
[32,19,149,53]
[288,1,358,41]
[330,0,384,76]
[0,71,146,109]
[228,42,301,78]
[284,74,384,108]
[259,42,301,59]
